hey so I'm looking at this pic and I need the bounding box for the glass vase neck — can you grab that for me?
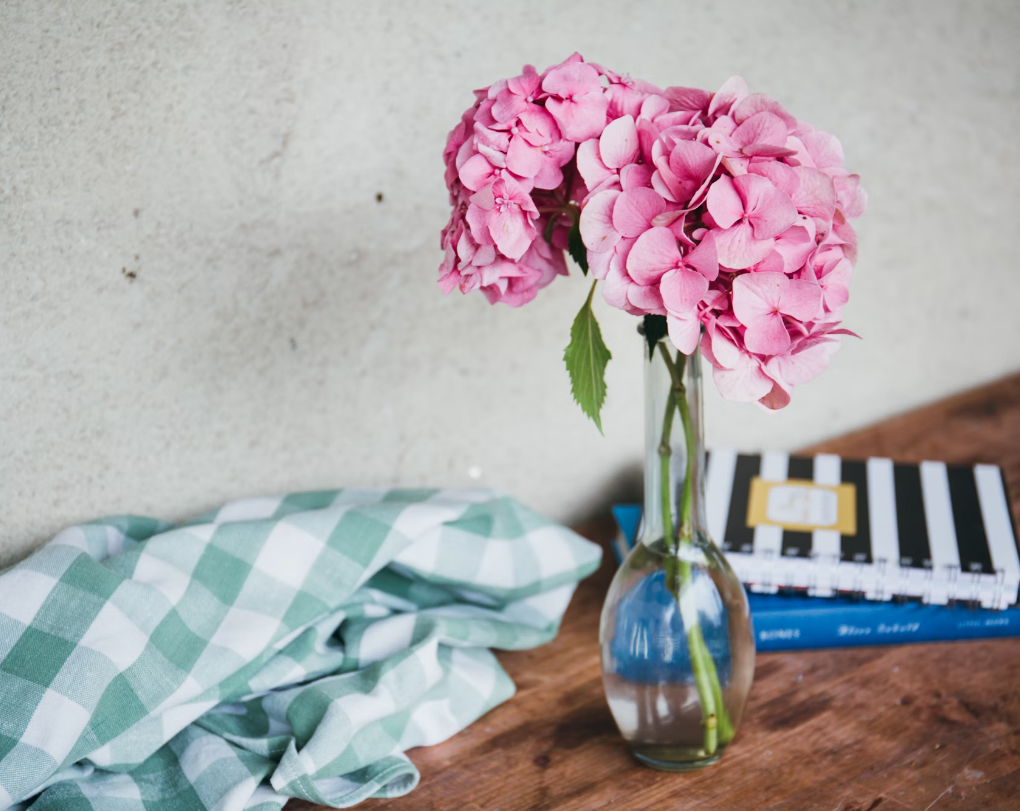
[639,335,707,549]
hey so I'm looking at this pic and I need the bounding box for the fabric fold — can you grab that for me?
[0,488,601,810]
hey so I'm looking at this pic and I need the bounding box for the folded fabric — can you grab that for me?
[0,488,601,810]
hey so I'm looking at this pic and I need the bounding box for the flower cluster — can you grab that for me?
[439,55,865,409]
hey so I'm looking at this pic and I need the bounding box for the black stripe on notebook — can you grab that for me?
[894,463,932,568]
[840,460,872,563]
[948,465,993,574]
[723,454,760,553]
[781,455,814,558]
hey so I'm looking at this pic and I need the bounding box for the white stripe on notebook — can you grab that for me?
[975,464,1020,579]
[866,457,900,600]
[867,457,899,569]
[705,449,737,546]
[920,461,961,603]
[811,454,842,560]
[753,453,788,586]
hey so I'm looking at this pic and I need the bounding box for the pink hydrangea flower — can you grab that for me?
[439,62,866,408]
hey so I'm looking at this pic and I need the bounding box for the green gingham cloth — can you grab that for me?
[0,488,601,810]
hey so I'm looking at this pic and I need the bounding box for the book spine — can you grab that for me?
[752,602,1020,652]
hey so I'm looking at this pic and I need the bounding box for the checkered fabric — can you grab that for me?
[0,488,601,810]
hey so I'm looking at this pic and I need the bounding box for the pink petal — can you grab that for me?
[576,140,614,190]
[759,380,792,410]
[818,257,852,311]
[667,312,702,355]
[602,259,634,311]
[637,118,661,163]
[748,161,799,197]
[685,151,724,210]
[772,222,816,274]
[438,269,460,295]
[612,187,666,238]
[516,107,561,146]
[751,250,785,274]
[579,189,622,254]
[627,283,665,314]
[599,115,639,169]
[712,352,775,403]
[705,176,743,229]
[715,222,775,269]
[792,167,837,222]
[639,93,671,120]
[663,86,712,114]
[651,209,684,229]
[799,129,844,171]
[627,227,681,285]
[778,279,823,321]
[731,94,797,129]
[541,62,603,98]
[532,160,565,191]
[660,268,709,314]
[545,93,608,142]
[587,246,613,281]
[732,111,789,149]
[465,203,494,246]
[766,339,838,388]
[707,322,742,369]
[835,174,867,219]
[667,140,719,204]
[507,64,540,97]
[684,231,719,281]
[702,129,741,159]
[459,154,496,191]
[743,313,791,355]
[740,143,798,158]
[707,76,750,119]
[469,182,495,211]
[651,156,682,203]
[734,174,798,240]
[471,244,496,267]
[497,176,537,214]
[473,122,510,152]
[488,208,535,261]
[620,163,655,190]
[505,137,543,178]
[492,92,531,124]
[732,271,786,322]
[582,175,623,204]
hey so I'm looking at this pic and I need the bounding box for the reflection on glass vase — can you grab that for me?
[599,329,756,771]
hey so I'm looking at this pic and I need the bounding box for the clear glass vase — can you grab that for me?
[599,330,756,771]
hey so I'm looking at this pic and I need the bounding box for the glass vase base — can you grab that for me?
[630,743,727,772]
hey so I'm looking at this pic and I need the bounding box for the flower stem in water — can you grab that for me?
[655,343,733,753]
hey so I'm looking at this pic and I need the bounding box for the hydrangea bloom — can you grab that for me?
[439,55,865,409]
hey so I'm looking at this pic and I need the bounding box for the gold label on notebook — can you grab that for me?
[746,477,857,534]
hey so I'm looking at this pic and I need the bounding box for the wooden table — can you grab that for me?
[301,374,1020,810]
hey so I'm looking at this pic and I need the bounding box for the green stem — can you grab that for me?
[659,388,676,554]
[655,342,734,753]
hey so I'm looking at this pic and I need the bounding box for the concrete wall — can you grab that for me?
[2,0,1019,566]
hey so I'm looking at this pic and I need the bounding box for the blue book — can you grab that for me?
[611,503,1020,652]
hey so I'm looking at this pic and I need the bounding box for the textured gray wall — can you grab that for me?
[2,1,1019,566]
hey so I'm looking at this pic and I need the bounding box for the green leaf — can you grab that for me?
[567,220,589,276]
[564,283,612,433]
[642,314,668,361]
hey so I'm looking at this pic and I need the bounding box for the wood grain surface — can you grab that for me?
[295,372,1020,811]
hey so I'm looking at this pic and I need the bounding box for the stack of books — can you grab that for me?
[611,452,1020,652]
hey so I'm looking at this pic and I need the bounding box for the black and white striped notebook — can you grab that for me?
[706,451,1020,609]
